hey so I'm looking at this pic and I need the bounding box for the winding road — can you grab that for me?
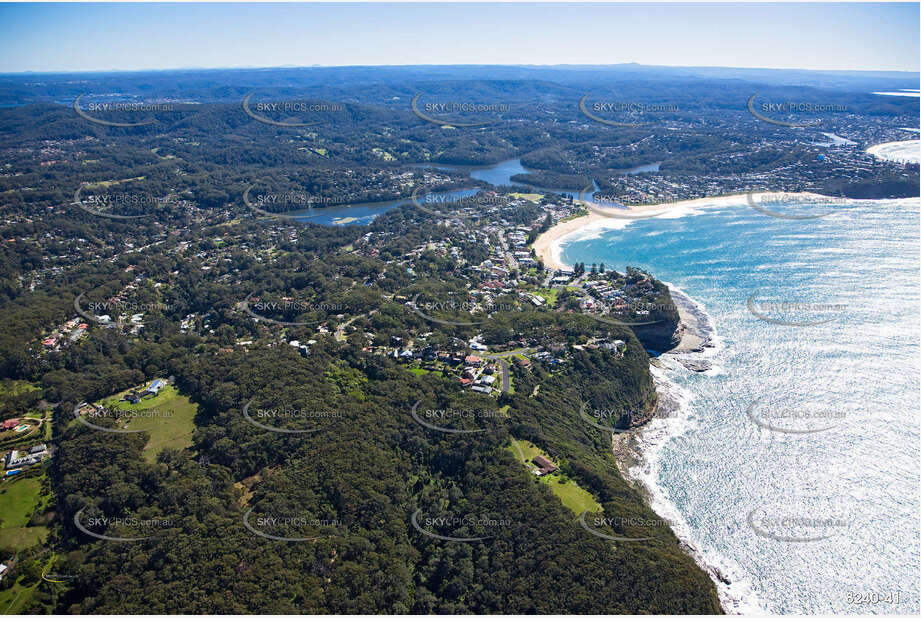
[483,348,535,394]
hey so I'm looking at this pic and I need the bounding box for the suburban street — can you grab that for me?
[483,348,535,394]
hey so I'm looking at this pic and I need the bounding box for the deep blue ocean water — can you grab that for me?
[560,197,920,613]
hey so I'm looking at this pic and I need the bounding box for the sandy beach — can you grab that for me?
[866,139,921,164]
[532,191,834,271]
[532,191,831,365]
[531,213,608,270]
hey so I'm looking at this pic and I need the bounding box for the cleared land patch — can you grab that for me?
[507,439,603,516]
[95,384,198,462]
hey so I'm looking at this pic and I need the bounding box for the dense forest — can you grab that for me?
[38,336,719,614]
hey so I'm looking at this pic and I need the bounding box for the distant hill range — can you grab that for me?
[1,63,918,108]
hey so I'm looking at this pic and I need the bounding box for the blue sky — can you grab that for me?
[0,2,918,73]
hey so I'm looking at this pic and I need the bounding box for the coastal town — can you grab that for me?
[16,131,916,411]
[5,105,915,478]
[23,182,684,410]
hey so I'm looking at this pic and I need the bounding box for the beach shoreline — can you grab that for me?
[531,190,836,271]
[626,364,762,615]
[561,190,917,614]
[866,139,921,164]
[609,296,760,614]
[665,285,719,370]
[538,193,758,612]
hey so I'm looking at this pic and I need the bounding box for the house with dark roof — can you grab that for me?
[532,455,558,476]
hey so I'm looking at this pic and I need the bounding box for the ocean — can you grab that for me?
[559,196,921,614]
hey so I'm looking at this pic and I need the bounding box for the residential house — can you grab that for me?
[532,455,558,476]
[5,448,46,469]
[146,378,167,394]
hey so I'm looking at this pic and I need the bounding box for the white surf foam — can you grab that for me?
[629,363,765,614]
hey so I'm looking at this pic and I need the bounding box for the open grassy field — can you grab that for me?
[0,477,42,528]
[96,384,198,462]
[83,175,146,189]
[509,192,543,203]
[371,148,395,161]
[0,526,48,551]
[0,474,49,552]
[532,288,559,307]
[510,438,542,464]
[508,439,603,516]
[539,474,603,515]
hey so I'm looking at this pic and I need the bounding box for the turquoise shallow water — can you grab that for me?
[561,197,920,613]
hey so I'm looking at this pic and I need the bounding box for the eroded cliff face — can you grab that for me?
[630,319,682,353]
[627,275,682,353]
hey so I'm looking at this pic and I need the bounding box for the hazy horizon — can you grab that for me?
[2,61,919,78]
[1,2,918,73]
